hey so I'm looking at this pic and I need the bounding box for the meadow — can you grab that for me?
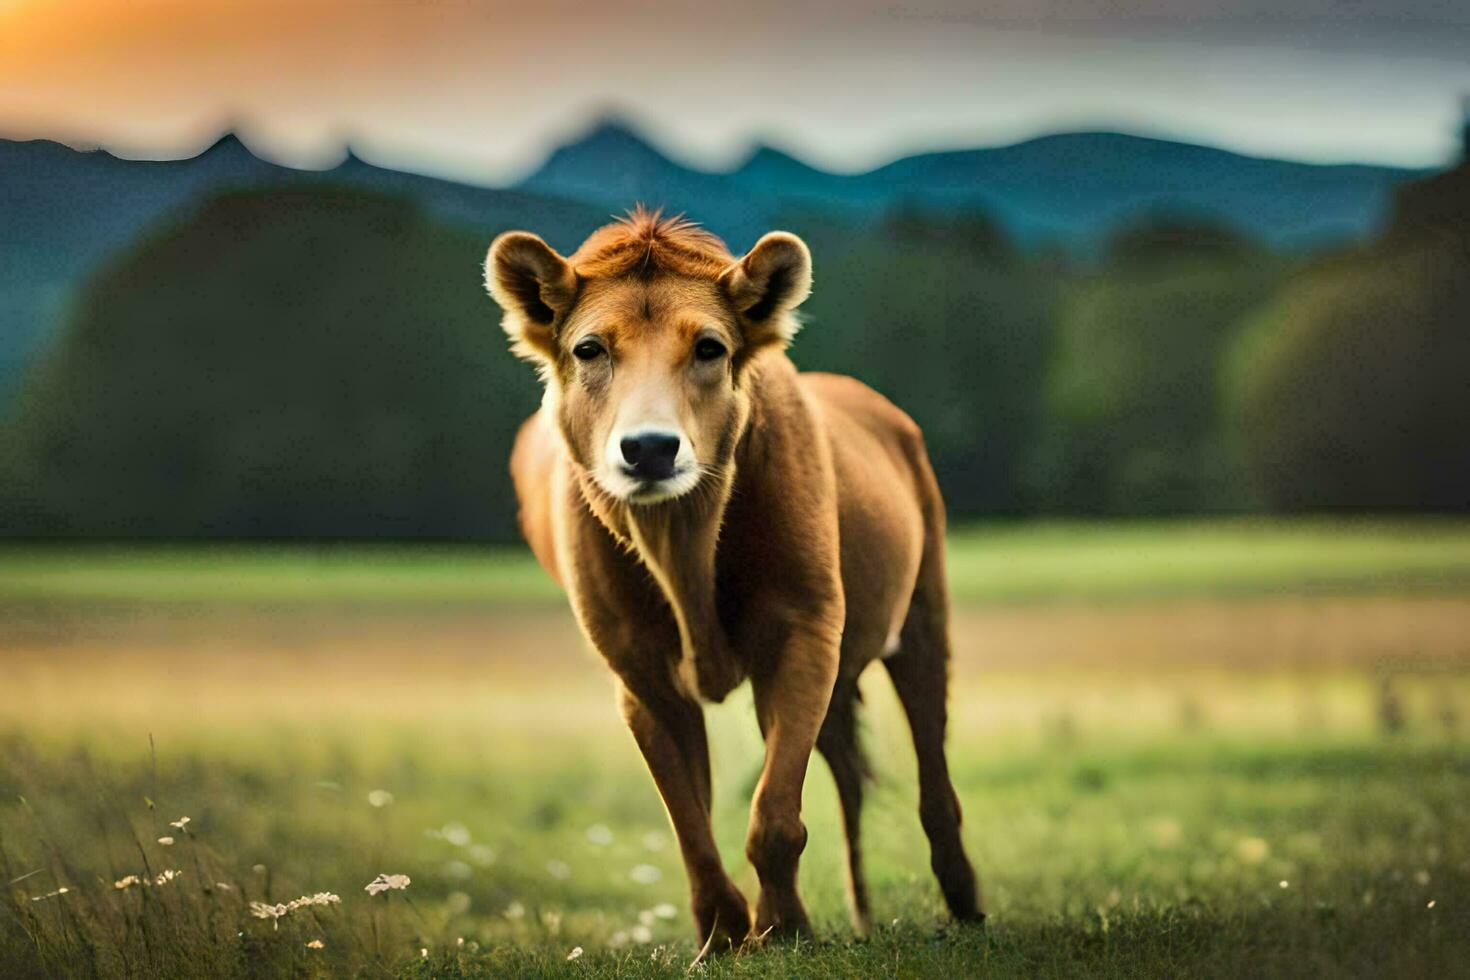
[2,519,1469,978]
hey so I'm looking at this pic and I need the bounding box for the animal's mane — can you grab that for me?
[570,206,734,281]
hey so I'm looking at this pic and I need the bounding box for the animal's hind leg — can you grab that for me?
[883,574,983,923]
[815,677,871,933]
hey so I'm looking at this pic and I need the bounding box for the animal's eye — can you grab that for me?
[693,338,727,362]
[572,339,605,361]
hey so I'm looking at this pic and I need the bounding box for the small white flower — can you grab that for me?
[630,924,653,944]
[585,824,614,846]
[30,887,69,902]
[117,870,182,889]
[567,946,584,961]
[442,823,471,847]
[504,900,525,920]
[639,909,656,926]
[365,873,411,896]
[629,864,662,885]
[250,892,340,928]
[547,860,571,880]
[250,901,289,924]
[367,789,395,808]
[652,903,677,920]
[157,836,175,846]
[306,939,325,949]
[1279,880,1290,889]
[169,816,191,831]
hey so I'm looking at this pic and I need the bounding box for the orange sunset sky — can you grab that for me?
[0,0,1467,182]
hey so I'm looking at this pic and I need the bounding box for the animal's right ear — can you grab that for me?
[484,231,577,362]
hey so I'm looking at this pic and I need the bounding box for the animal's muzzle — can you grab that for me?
[620,431,682,481]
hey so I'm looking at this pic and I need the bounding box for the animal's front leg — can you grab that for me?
[746,625,840,938]
[618,682,752,950]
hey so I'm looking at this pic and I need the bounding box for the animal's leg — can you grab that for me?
[884,578,983,923]
[619,682,751,949]
[815,677,871,933]
[746,630,840,938]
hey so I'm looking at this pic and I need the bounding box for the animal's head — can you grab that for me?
[485,209,811,505]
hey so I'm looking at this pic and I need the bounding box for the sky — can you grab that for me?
[0,0,1467,183]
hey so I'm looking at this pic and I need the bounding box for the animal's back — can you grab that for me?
[798,371,940,676]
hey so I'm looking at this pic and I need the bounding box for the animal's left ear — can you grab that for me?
[720,232,812,351]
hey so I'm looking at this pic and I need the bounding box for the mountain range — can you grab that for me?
[0,118,1425,403]
[522,120,1420,250]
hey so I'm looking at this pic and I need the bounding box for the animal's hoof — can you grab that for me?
[753,893,813,942]
[692,881,752,954]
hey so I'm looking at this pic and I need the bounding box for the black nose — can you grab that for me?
[620,432,681,480]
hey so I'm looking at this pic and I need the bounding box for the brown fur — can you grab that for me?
[486,208,982,946]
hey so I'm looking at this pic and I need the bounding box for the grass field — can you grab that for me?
[3,517,1470,608]
[2,520,1469,977]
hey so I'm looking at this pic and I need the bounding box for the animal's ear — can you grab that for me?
[720,231,812,351]
[485,231,578,361]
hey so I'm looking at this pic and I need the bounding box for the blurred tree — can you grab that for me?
[1227,155,1470,511]
[1029,218,1288,513]
[1227,243,1470,510]
[0,187,541,538]
[1101,216,1257,266]
[877,201,1016,265]
[790,208,1056,516]
[14,176,1461,538]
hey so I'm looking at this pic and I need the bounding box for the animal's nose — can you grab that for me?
[620,432,682,480]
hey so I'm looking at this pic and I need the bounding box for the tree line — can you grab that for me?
[1,171,1465,540]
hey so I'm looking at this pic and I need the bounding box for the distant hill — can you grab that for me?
[0,120,1424,406]
[0,133,605,404]
[521,119,1420,251]
[516,121,779,249]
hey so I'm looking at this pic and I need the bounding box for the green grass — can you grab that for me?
[945,517,1470,602]
[0,543,561,607]
[3,720,1465,978]
[3,522,1469,976]
[3,517,1470,607]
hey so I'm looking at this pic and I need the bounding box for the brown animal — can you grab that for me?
[484,208,982,947]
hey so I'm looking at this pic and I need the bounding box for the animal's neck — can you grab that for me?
[573,386,764,702]
[626,489,738,700]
